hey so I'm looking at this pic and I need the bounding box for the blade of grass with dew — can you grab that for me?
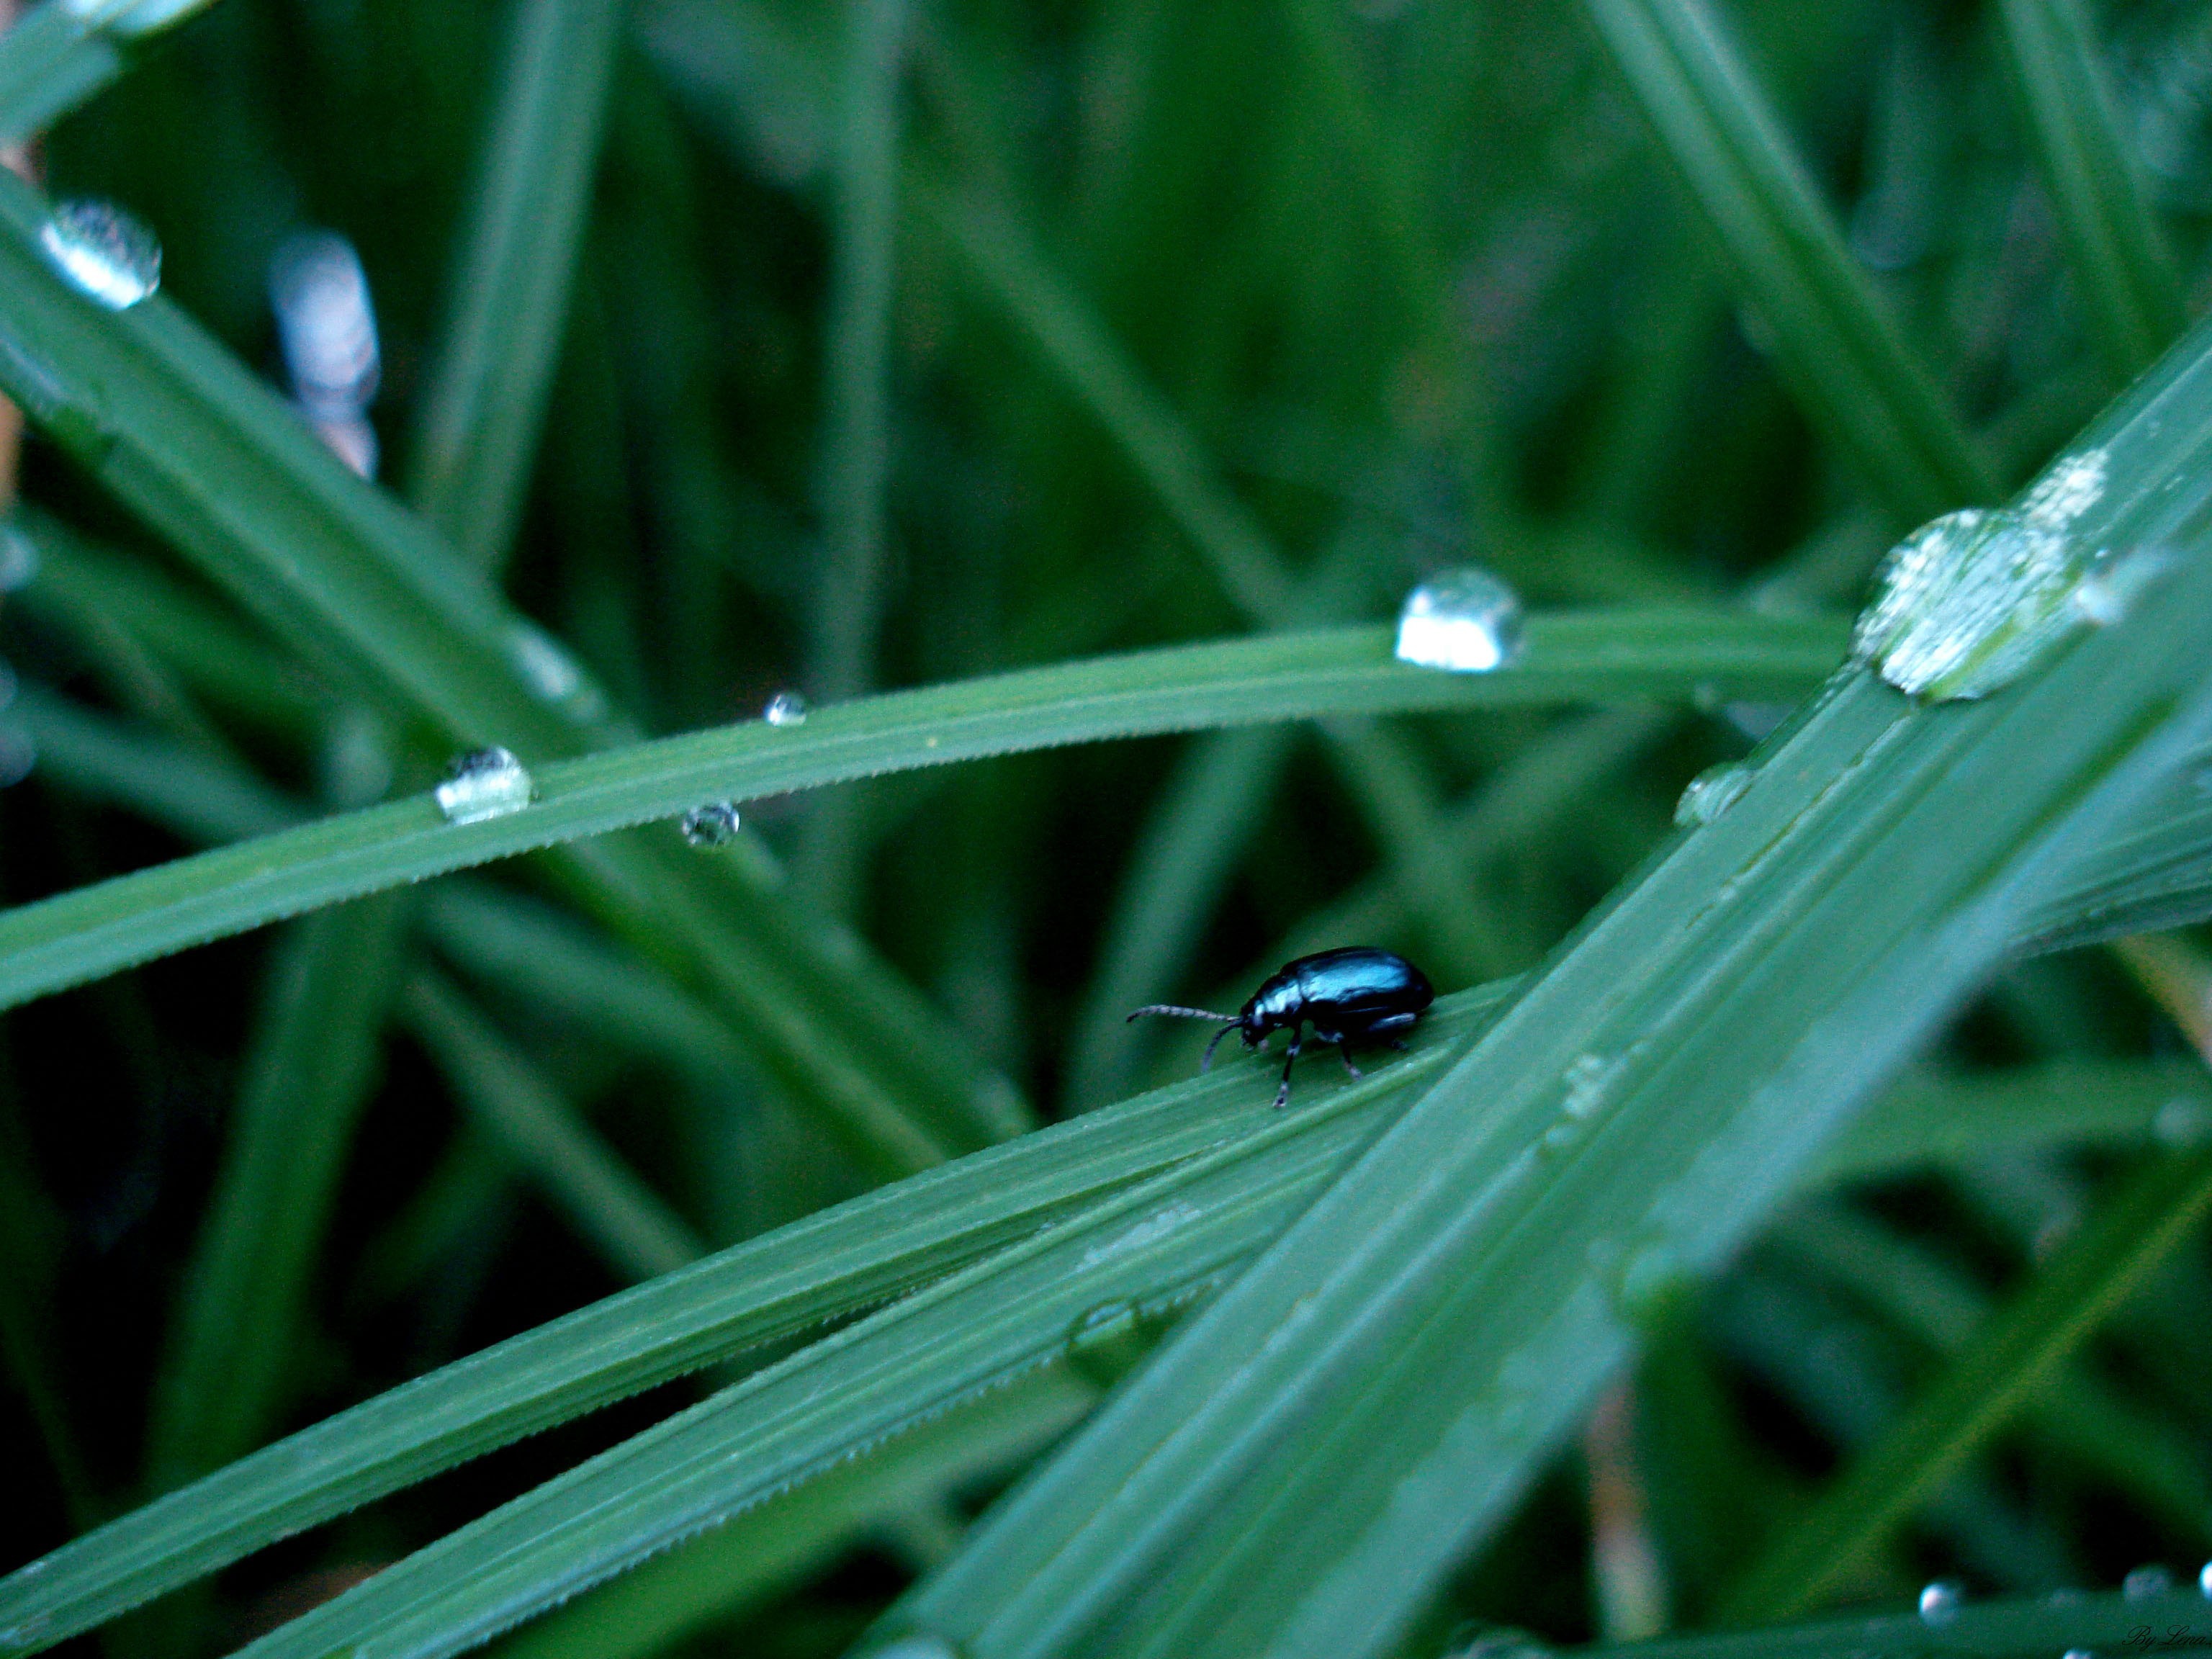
[184,1042,1473,1659]
[14,687,788,1115]
[496,1363,1095,1659]
[0,613,1845,1015]
[407,0,626,573]
[881,341,2212,1659]
[0,166,1016,1173]
[397,971,706,1285]
[1575,1584,2212,1659]
[0,982,1501,1653]
[1995,0,2185,386]
[1720,1138,2212,1620]
[793,0,907,917]
[1584,0,1995,526]
[142,894,408,1492]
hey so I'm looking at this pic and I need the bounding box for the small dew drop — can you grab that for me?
[40,199,161,310]
[680,801,742,848]
[1562,1054,1616,1120]
[2062,1650,2095,1659]
[1918,1579,1964,1625]
[764,690,809,727]
[866,1635,962,1659]
[1673,762,1753,827]
[433,747,534,825]
[1394,567,1524,674]
[0,521,37,591]
[2198,1559,2211,1596]
[2124,1564,2175,1601]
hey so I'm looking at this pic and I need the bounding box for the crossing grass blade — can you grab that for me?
[1995,0,2186,386]
[0,611,1843,1015]
[406,0,626,573]
[880,325,2212,1659]
[1723,1128,2212,1623]
[397,971,707,1284]
[0,0,125,145]
[142,894,408,1493]
[1583,0,1995,525]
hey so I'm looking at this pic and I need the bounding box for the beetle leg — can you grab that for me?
[1336,1035,1363,1077]
[1273,1023,1305,1109]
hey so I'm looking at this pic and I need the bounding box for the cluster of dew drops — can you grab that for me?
[1911,1561,2212,1655]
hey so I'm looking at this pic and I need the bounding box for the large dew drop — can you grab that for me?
[680,801,742,848]
[1849,451,2152,702]
[1395,567,1524,673]
[765,689,809,727]
[40,200,161,310]
[434,747,534,825]
[2123,1564,2175,1601]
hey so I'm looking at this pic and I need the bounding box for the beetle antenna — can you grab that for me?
[1199,1020,1244,1071]
[1125,1003,1239,1025]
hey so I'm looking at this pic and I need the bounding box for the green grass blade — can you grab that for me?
[1584,0,1995,524]
[886,347,2212,1659]
[0,613,1843,1014]
[407,0,626,572]
[1722,1141,2212,1619]
[398,971,706,1284]
[205,1048,1453,1659]
[1576,1583,2212,1659]
[1996,0,2186,385]
[1767,1199,2212,1545]
[143,894,408,1492]
[793,0,908,916]
[0,1,123,145]
[496,1365,1093,1659]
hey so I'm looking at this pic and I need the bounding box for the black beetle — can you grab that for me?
[1128,945,1435,1108]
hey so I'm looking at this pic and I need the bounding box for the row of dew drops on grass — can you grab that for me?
[17,194,2182,853]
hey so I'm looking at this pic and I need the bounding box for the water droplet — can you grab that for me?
[2125,1564,2175,1600]
[680,801,742,847]
[2062,1649,2095,1659]
[433,747,534,824]
[1674,762,1753,827]
[1394,567,1524,673]
[269,232,379,417]
[864,1638,961,1659]
[1918,1579,1965,1624]
[1562,1053,1617,1120]
[764,690,808,727]
[2069,545,2175,628]
[40,199,161,310]
[2198,1559,2211,1596]
[0,521,37,591]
